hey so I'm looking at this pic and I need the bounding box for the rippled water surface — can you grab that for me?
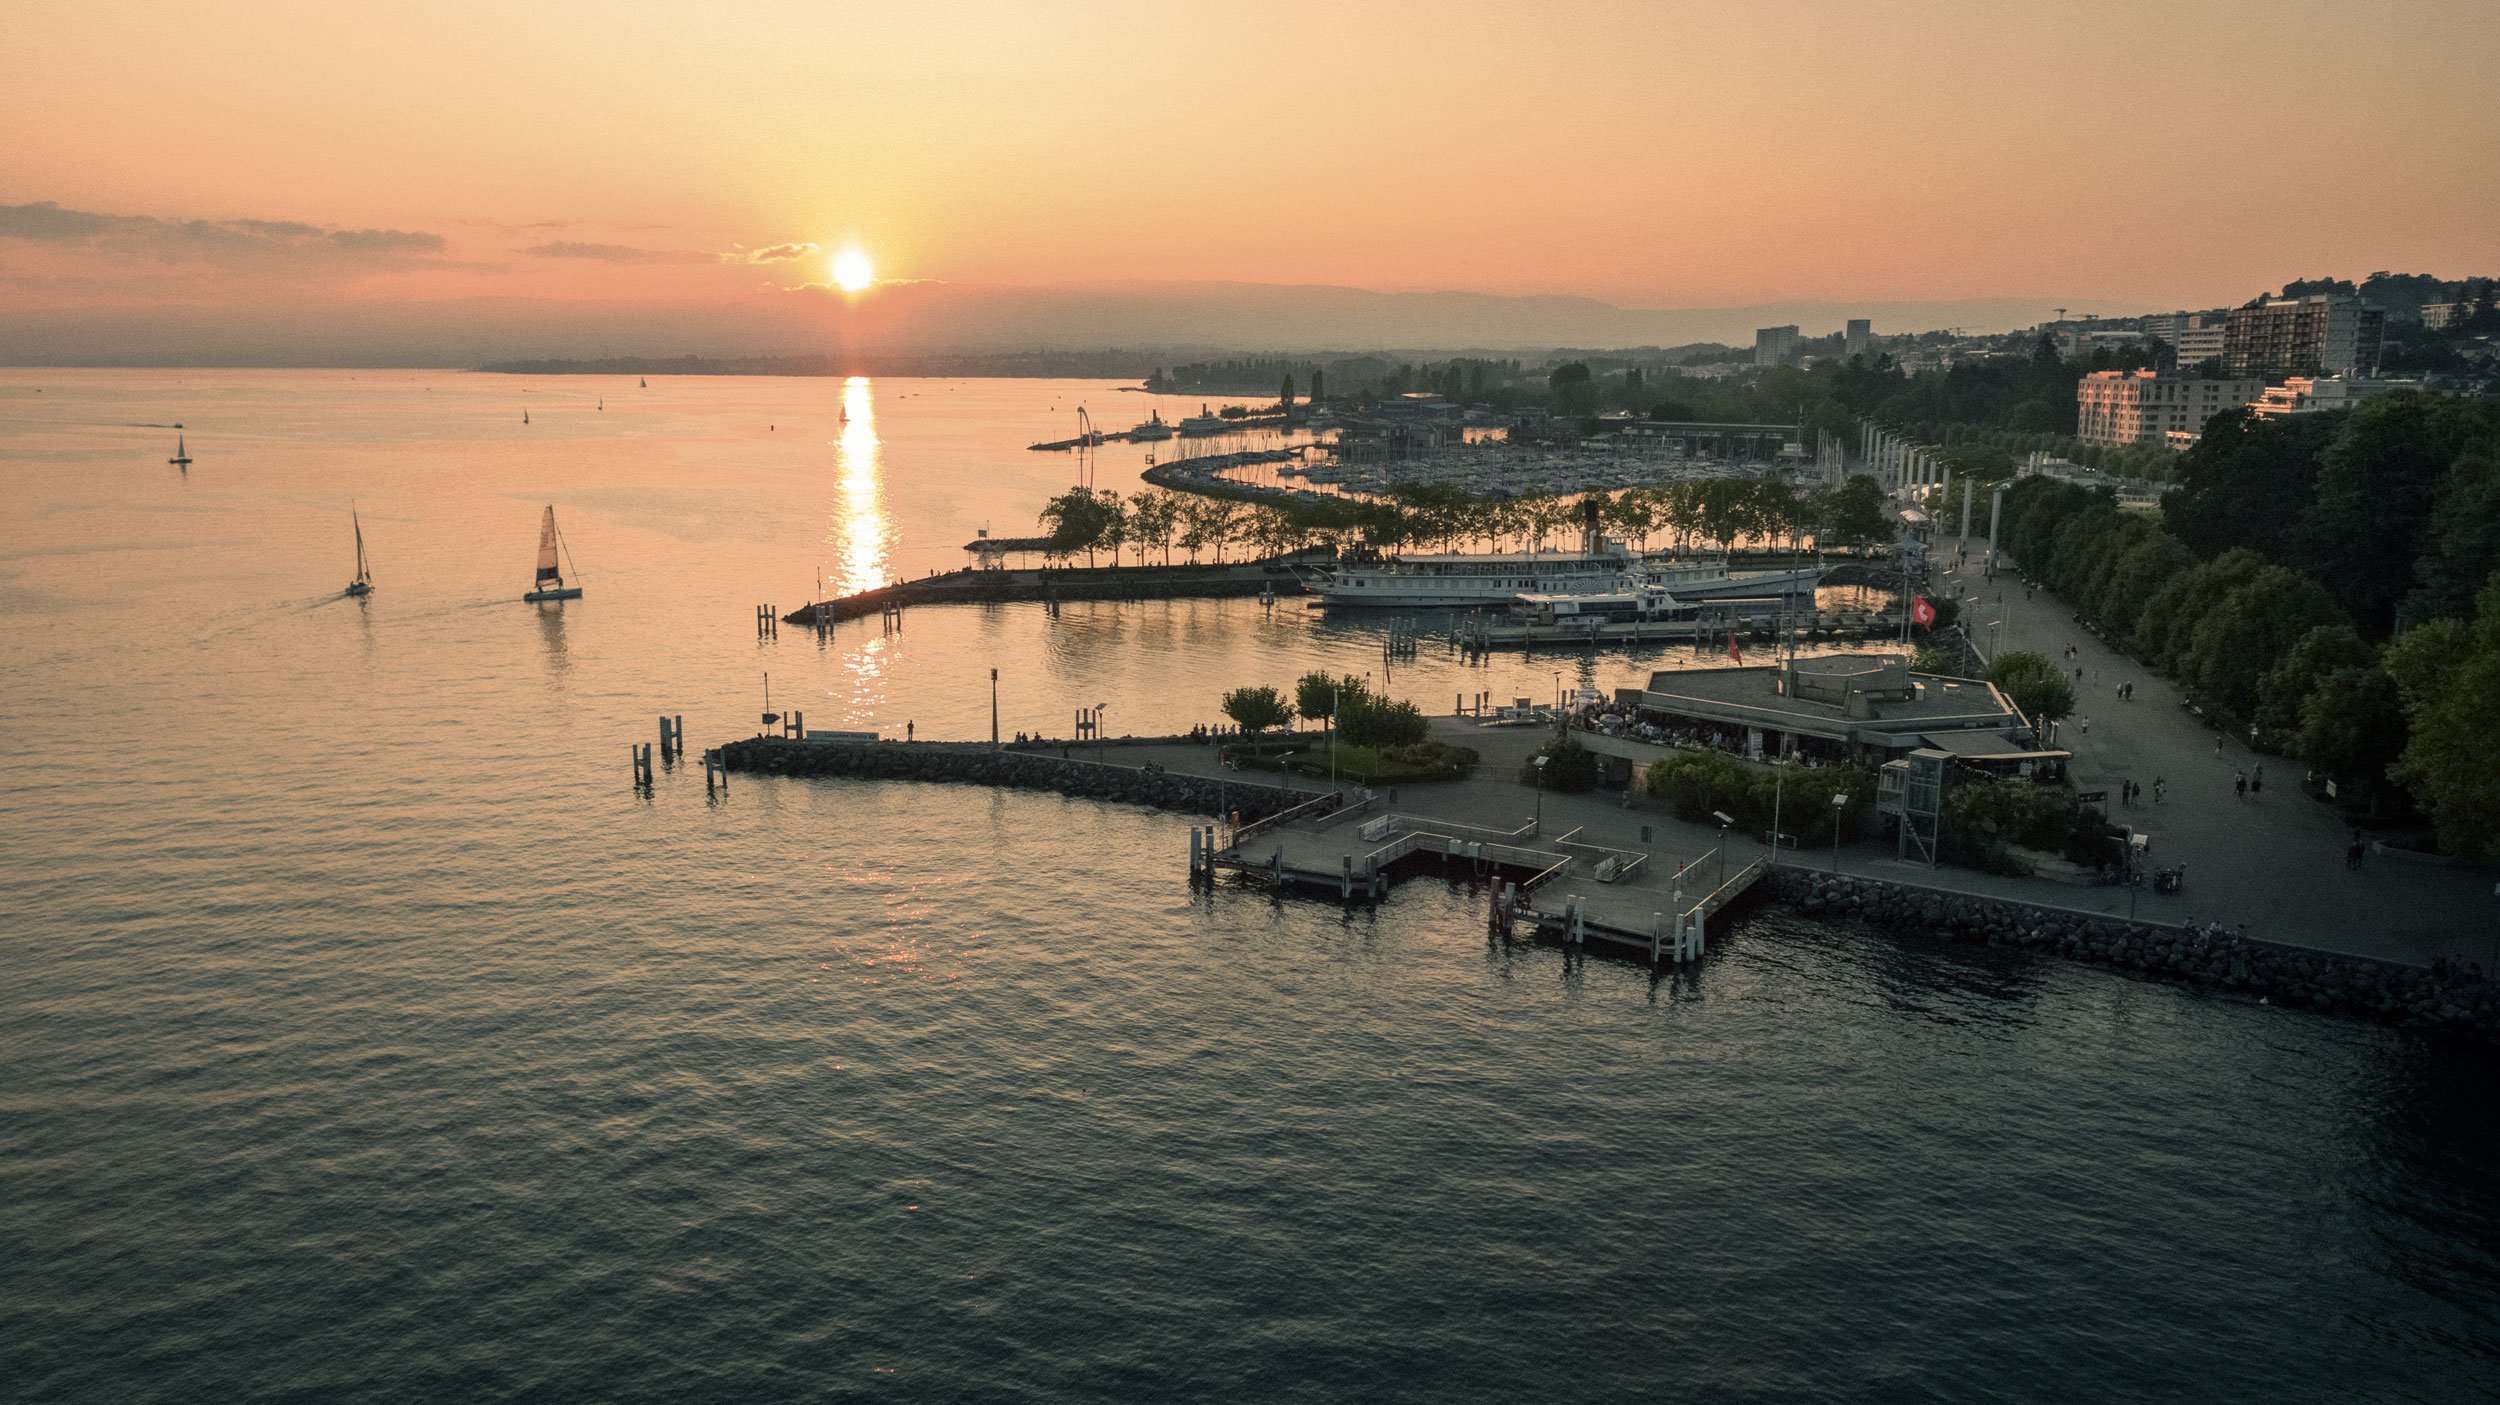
[3,370,2496,1402]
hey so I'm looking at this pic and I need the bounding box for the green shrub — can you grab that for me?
[1521,735,1602,792]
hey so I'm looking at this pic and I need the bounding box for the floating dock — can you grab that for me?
[1208,791,1773,964]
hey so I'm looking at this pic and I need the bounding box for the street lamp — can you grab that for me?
[1830,792,1848,873]
[1769,756,1790,868]
[1711,811,1734,886]
[1532,755,1549,832]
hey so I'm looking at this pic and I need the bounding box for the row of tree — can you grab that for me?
[1215,673,1431,748]
[1995,392,2500,853]
[1035,475,1897,566]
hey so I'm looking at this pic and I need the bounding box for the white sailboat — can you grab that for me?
[168,430,192,470]
[522,505,584,601]
[343,505,373,597]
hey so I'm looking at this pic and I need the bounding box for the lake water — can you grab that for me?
[3,370,2496,1401]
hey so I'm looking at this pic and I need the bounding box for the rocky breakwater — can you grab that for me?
[720,738,1313,823]
[1762,868,2500,1042]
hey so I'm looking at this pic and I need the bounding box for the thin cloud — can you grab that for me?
[0,200,449,266]
[523,240,715,265]
[740,242,822,265]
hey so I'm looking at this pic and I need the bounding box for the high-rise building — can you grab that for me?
[2246,376,2423,419]
[2145,310,2230,369]
[1754,325,1800,368]
[2222,294,2385,377]
[2075,371,2263,449]
[1843,319,1872,359]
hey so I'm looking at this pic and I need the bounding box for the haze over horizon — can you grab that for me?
[4,0,2495,364]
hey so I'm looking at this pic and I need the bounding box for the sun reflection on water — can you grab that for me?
[832,377,890,594]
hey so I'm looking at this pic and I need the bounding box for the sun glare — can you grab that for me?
[832,248,874,293]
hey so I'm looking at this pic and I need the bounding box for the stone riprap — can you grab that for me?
[720,737,1314,823]
[1764,868,2499,1041]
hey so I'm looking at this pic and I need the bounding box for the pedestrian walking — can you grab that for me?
[2235,773,2247,800]
[2080,716,2090,735]
[2153,776,2165,803]
[2214,735,2224,757]
[2346,834,2366,869]
[907,720,915,742]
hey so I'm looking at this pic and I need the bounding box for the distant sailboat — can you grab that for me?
[344,506,373,597]
[522,407,530,425]
[522,505,584,601]
[639,377,648,388]
[168,429,192,470]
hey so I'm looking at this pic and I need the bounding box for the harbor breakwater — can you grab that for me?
[720,737,1316,822]
[786,558,1311,625]
[1766,868,2500,1040]
[717,738,2498,1041]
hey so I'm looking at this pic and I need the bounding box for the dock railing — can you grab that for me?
[1232,786,1369,847]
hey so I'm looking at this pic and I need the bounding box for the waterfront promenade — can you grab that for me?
[1926,547,2497,969]
[1050,689,2493,968]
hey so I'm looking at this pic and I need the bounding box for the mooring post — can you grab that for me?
[1341,855,1352,900]
[1650,912,1666,963]
[1190,827,1202,876]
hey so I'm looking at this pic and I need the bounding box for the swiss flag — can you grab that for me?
[1727,632,1743,664]
[1911,594,1936,629]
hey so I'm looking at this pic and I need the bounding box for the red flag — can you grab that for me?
[1911,594,1936,629]
[1727,631,1743,664]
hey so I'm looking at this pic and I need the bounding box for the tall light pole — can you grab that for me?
[1770,757,1788,868]
[1532,755,1548,833]
[1329,679,1339,795]
[1712,811,1734,886]
[1831,792,1848,874]
[990,668,999,751]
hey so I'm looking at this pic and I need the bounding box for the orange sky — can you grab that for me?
[3,0,2497,322]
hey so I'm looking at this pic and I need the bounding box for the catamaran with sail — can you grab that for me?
[344,506,373,597]
[522,505,584,601]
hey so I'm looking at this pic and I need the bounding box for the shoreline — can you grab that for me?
[720,734,2500,1043]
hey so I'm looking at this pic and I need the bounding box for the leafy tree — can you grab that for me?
[2093,531,2193,638]
[2253,624,2375,746]
[1811,474,1889,547]
[1294,672,1368,728]
[1037,486,1118,566]
[1525,734,1602,793]
[1987,650,2076,722]
[1340,696,1429,748]
[2175,565,2345,722]
[2295,394,2464,635]
[1219,685,1292,735]
[1548,362,1599,417]
[2162,409,2336,563]
[2132,548,2266,670]
[2404,447,2500,625]
[2384,583,2500,857]
[2292,666,2408,816]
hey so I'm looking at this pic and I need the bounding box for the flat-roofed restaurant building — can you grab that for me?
[1589,654,2066,777]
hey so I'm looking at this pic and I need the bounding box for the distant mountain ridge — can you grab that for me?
[0,280,2152,368]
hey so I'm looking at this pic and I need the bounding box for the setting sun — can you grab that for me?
[831,247,873,293]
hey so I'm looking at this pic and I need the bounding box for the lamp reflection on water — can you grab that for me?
[833,376,891,595]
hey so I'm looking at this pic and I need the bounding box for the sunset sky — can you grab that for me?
[3,0,2496,355]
